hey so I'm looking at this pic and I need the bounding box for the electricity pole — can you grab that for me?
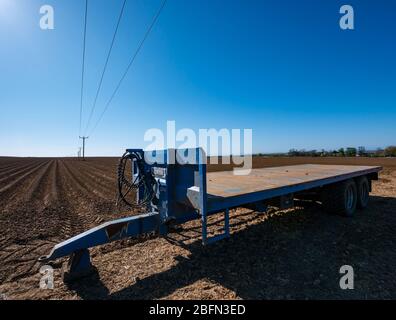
[79,136,88,160]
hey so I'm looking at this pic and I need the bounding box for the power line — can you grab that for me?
[88,0,168,137]
[79,0,89,137]
[84,0,128,136]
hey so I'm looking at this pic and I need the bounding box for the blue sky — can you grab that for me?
[0,0,395,156]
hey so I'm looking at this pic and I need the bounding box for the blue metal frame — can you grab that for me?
[205,167,382,213]
[39,148,214,274]
[39,212,159,262]
[39,147,381,277]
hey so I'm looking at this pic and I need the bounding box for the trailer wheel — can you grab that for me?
[322,179,357,217]
[356,176,370,209]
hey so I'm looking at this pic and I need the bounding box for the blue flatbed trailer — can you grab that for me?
[39,148,382,280]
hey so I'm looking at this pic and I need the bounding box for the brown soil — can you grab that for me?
[0,156,395,300]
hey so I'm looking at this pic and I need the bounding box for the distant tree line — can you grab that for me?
[254,146,396,157]
[287,146,396,157]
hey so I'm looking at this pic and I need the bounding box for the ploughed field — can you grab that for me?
[0,156,395,299]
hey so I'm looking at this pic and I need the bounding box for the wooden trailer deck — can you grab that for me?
[204,164,382,212]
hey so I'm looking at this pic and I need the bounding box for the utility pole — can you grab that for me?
[79,136,88,161]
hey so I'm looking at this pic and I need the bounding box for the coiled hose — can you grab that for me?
[117,151,156,208]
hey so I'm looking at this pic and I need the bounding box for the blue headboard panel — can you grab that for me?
[127,148,207,226]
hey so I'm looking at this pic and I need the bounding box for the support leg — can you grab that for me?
[202,208,230,245]
[62,249,93,282]
[224,208,230,237]
[202,212,208,245]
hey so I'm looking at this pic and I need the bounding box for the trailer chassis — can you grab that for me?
[39,148,381,280]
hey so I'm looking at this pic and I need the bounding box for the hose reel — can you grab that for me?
[117,150,157,208]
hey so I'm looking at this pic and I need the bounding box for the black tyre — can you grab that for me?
[322,179,357,217]
[356,176,370,209]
